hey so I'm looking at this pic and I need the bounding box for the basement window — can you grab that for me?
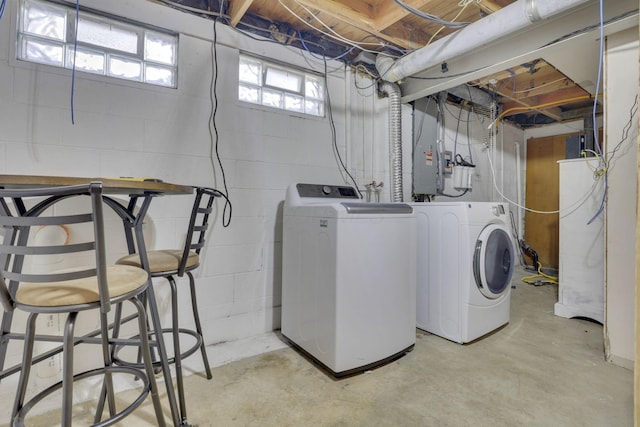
[239,54,325,117]
[17,0,178,88]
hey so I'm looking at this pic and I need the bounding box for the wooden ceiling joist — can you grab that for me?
[373,0,435,31]
[475,0,503,14]
[229,0,255,26]
[295,0,429,49]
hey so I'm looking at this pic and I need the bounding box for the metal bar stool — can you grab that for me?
[0,183,166,426]
[115,187,222,424]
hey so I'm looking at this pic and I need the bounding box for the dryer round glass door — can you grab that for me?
[473,224,514,299]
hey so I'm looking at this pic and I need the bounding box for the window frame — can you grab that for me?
[238,53,326,118]
[16,0,179,88]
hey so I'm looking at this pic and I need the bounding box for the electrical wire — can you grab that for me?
[488,95,601,129]
[70,0,80,125]
[293,0,385,48]
[607,95,638,166]
[352,64,379,89]
[511,76,568,94]
[298,30,355,61]
[485,143,602,216]
[209,18,232,227]
[452,103,463,160]
[154,0,350,57]
[586,0,607,225]
[277,0,386,54]
[324,57,362,198]
[439,189,469,198]
[393,0,470,28]
[155,0,225,17]
[521,261,558,286]
[464,86,475,163]
[425,1,473,46]
[0,0,6,21]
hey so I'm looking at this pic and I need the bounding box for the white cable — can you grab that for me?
[511,77,568,94]
[278,0,385,53]
[485,145,602,216]
[293,0,384,47]
[458,0,482,6]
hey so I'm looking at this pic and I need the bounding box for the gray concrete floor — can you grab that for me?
[6,267,634,426]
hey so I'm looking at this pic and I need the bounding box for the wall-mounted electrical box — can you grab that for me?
[412,98,438,196]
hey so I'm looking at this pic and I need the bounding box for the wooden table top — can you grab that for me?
[0,175,193,195]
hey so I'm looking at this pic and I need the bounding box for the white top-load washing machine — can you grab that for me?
[412,202,515,344]
[282,183,416,376]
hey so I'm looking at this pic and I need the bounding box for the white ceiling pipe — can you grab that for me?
[376,0,591,82]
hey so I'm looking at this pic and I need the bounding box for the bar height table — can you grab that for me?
[0,174,193,427]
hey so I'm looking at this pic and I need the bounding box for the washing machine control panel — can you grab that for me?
[296,183,360,199]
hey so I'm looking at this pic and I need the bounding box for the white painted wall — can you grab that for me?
[0,0,408,416]
[435,103,524,231]
[604,27,639,369]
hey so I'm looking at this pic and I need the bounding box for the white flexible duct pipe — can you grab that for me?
[376,0,590,82]
[379,81,403,202]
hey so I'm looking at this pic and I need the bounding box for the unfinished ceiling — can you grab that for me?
[153,0,639,128]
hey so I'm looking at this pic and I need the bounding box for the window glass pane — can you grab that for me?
[77,17,138,54]
[265,67,302,92]
[306,76,324,100]
[239,58,262,85]
[17,0,177,89]
[262,88,283,108]
[305,99,324,116]
[284,94,304,113]
[21,0,66,41]
[238,55,324,116]
[19,36,63,66]
[67,46,105,74]
[145,31,176,65]
[145,64,175,87]
[109,56,142,80]
[239,84,260,104]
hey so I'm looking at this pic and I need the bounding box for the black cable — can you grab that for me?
[466,104,473,164]
[453,103,463,160]
[209,18,232,227]
[439,189,468,198]
[608,94,638,164]
[324,57,362,198]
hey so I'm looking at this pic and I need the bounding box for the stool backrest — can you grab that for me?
[0,183,110,313]
[178,187,221,277]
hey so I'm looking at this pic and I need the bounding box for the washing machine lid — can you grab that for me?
[473,224,514,299]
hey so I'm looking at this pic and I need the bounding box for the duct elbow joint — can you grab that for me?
[375,54,400,83]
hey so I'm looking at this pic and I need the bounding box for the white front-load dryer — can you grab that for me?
[412,202,515,343]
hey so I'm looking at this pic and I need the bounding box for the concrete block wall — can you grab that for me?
[0,0,404,388]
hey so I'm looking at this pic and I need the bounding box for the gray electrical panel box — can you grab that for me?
[413,98,439,196]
